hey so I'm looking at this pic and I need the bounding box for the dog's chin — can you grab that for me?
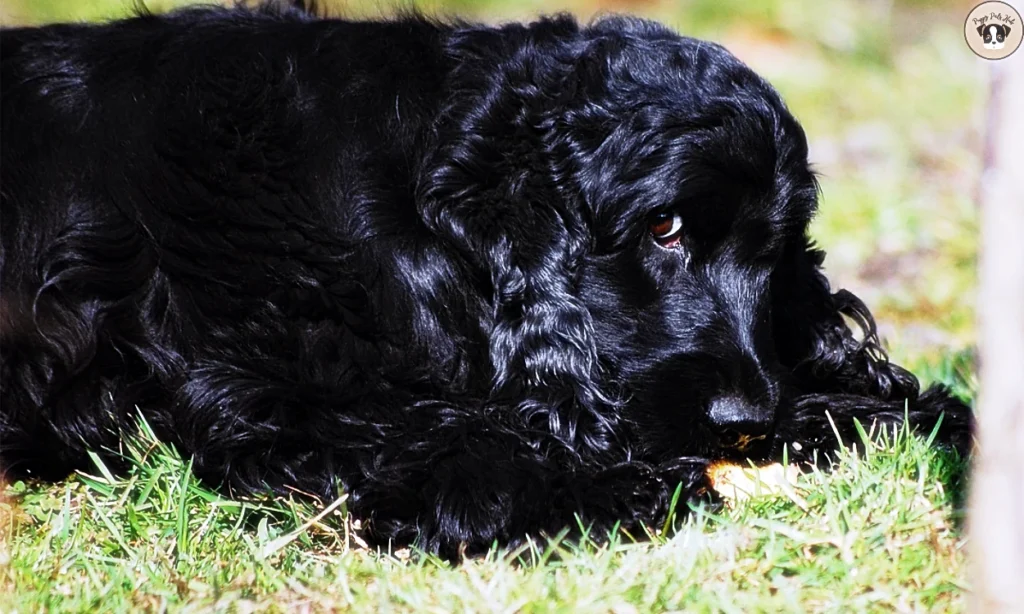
[984,41,1005,50]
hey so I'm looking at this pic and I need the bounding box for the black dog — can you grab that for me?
[0,3,971,557]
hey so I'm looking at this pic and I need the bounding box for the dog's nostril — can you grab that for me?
[708,395,773,444]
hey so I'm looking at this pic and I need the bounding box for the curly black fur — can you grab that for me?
[0,4,972,557]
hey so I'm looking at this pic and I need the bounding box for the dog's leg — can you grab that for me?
[0,316,127,480]
[768,240,973,462]
[168,356,715,557]
[346,415,714,557]
[0,210,177,480]
[771,390,972,463]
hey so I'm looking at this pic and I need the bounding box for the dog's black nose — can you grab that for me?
[708,395,773,449]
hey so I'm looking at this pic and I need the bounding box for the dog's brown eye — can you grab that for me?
[649,212,683,248]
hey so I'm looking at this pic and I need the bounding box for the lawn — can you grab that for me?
[0,0,981,610]
[1,383,972,612]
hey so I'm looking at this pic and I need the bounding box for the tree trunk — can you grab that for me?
[969,48,1024,612]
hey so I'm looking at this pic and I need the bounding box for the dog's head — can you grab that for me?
[562,19,818,458]
[423,16,820,459]
[978,23,1011,49]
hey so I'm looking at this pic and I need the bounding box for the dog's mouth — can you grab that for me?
[717,430,770,452]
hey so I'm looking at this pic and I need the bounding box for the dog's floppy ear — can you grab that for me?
[418,19,611,449]
[1003,25,1011,36]
[770,237,921,400]
[978,24,988,36]
[769,236,974,458]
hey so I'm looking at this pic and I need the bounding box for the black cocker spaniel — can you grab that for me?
[0,2,972,557]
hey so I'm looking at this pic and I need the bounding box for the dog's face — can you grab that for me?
[978,24,1010,49]
[563,27,819,459]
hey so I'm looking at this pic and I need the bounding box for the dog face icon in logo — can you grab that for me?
[978,23,1011,49]
[965,2,1022,59]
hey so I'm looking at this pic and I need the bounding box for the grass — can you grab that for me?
[0,363,973,612]
[0,0,980,610]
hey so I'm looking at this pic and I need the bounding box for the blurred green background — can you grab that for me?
[0,0,983,366]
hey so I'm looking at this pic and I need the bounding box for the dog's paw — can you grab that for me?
[588,462,670,528]
[573,458,716,536]
[656,457,720,513]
